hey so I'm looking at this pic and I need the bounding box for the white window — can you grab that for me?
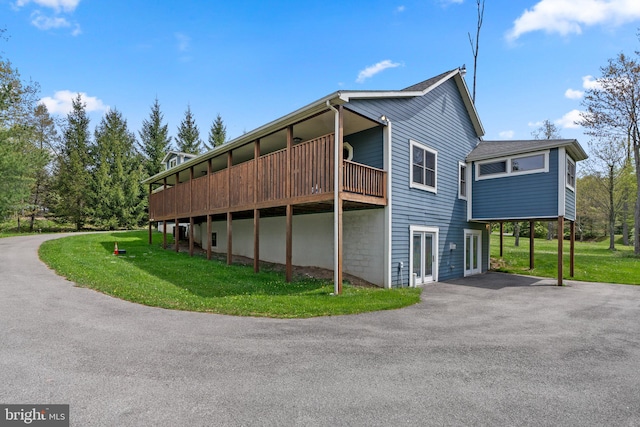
[410,140,437,193]
[476,150,549,180]
[459,162,467,199]
[169,158,177,169]
[566,157,576,190]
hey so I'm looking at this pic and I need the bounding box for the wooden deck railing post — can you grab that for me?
[162,178,167,249]
[254,139,260,273]
[148,183,153,244]
[174,172,179,253]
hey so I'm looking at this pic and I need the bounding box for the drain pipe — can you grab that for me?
[327,100,340,296]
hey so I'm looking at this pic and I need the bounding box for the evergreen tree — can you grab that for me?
[28,104,57,231]
[55,94,92,230]
[138,97,172,177]
[207,113,227,149]
[0,52,44,220]
[175,105,202,154]
[92,108,145,229]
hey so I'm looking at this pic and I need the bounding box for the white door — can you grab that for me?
[464,229,482,276]
[411,228,437,285]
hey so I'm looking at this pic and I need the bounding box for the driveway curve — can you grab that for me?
[1,233,640,426]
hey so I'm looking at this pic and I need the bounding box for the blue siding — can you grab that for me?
[472,149,559,220]
[348,79,486,284]
[346,127,383,169]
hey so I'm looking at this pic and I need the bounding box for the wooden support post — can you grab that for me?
[570,220,575,278]
[499,221,504,258]
[529,220,535,270]
[189,216,194,257]
[206,214,212,260]
[148,184,153,245]
[336,106,344,294]
[286,204,293,282]
[254,209,260,273]
[254,140,260,274]
[558,215,564,286]
[286,126,292,200]
[175,217,179,253]
[162,178,167,249]
[175,172,179,253]
[227,212,233,265]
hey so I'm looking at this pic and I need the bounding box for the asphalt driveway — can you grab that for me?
[1,233,639,426]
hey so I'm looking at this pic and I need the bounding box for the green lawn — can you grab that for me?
[38,231,421,318]
[491,233,639,285]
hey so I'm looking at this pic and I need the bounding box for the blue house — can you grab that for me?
[143,68,587,291]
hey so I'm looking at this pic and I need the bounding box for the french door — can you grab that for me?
[410,226,438,286]
[464,229,482,276]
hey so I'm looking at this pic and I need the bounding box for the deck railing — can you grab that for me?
[149,133,386,220]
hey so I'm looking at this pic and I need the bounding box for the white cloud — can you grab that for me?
[396,5,406,13]
[582,75,602,90]
[15,0,80,13]
[527,121,543,128]
[440,0,463,5]
[356,60,401,83]
[565,88,584,99]
[506,0,640,41]
[31,11,69,30]
[499,130,515,139]
[39,90,108,115]
[555,109,583,129]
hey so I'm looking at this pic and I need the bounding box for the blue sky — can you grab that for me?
[3,0,640,151]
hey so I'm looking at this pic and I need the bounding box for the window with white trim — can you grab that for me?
[410,140,437,192]
[476,150,549,180]
[169,158,177,169]
[566,157,576,190]
[459,162,467,199]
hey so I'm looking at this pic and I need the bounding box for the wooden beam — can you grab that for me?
[558,215,564,286]
[206,214,212,260]
[175,217,179,253]
[162,178,167,249]
[570,220,575,278]
[148,184,153,244]
[529,220,535,270]
[286,204,292,282]
[189,216,194,257]
[227,212,233,265]
[499,222,504,257]
[254,209,260,273]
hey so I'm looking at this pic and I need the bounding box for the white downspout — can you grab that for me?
[382,116,393,289]
[327,100,340,295]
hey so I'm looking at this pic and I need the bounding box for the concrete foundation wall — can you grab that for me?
[197,209,385,286]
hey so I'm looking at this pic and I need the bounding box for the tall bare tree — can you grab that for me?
[579,48,640,255]
[468,0,485,104]
[531,119,561,239]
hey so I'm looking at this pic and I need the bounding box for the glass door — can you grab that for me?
[464,230,482,276]
[412,231,436,285]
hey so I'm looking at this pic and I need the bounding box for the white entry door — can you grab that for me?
[464,229,482,276]
[410,226,438,286]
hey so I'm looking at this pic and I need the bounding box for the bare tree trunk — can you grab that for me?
[634,138,640,255]
[547,222,553,240]
[468,0,485,104]
[514,222,520,247]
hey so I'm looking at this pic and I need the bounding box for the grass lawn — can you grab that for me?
[39,231,421,318]
[491,233,639,285]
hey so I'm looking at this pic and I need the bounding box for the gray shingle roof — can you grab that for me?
[402,69,458,92]
[466,139,588,162]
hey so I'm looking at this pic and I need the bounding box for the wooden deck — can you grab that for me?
[149,134,386,221]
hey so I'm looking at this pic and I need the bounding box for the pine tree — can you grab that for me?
[55,94,92,230]
[207,113,227,149]
[92,108,145,229]
[175,105,202,154]
[28,104,57,231]
[138,97,172,177]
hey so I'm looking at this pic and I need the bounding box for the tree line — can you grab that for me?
[1,32,227,230]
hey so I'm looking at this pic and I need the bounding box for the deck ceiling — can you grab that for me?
[156,108,378,187]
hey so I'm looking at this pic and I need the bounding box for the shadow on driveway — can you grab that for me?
[443,271,560,290]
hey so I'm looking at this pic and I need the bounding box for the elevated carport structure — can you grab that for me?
[466,139,588,285]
